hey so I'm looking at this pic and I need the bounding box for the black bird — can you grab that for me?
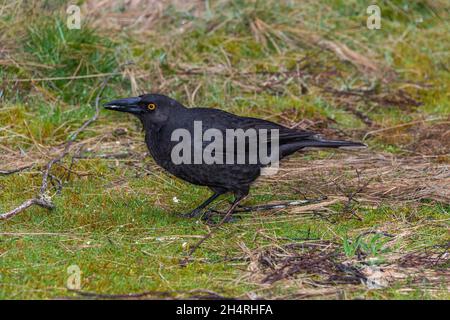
[105,94,365,219]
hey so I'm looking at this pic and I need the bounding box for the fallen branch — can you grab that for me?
[0,198,54,220]
[0,65,125,220]
[5,72,123,82]
[287,196,347,214]
[234,197,327,213]
[0,164,33,175]
[66,288,231,300]
[362,117,445,140]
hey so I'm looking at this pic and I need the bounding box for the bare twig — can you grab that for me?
[0,198,54,220]
[363,117,445,140]
[0,66,123,220]
[66,288,231,300]
[234,197,327,213]
[5,72,123,82]
[0,164,33,175]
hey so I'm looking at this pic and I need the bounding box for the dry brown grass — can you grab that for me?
[261,151,450,204]
[239,236,448,299]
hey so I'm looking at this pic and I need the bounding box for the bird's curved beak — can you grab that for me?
[104,97,142,114]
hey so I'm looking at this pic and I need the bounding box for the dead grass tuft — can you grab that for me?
[268,152,450,204]
[251,242,365,286]
[240,240,449,297]
[82,0,204,33]
[404,121,450,156]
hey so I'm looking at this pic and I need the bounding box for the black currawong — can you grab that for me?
[105,94,366,219]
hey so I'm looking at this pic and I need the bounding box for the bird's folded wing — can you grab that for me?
[199,114,316,159]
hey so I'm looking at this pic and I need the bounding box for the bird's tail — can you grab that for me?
[280,136,366,157]
[298,137,367,149]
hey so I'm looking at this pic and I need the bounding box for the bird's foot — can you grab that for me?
[179,208,203,218]
[202,209,239,224]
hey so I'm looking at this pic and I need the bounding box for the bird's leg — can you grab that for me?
[203,193,247,223]
[181,195,247,264]
[181,192,222,218]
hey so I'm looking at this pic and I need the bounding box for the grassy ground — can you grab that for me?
[0,0,449,299]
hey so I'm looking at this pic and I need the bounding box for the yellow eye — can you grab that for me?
[147,103,156,110]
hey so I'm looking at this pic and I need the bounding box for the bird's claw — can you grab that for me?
[179,209,203,218]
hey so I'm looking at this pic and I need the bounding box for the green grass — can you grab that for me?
[24,18,118,104]
[0,0,449,299]
[0,170,446,298]
[1,157,448,299]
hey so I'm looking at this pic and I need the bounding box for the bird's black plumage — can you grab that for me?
[105,94,365,218]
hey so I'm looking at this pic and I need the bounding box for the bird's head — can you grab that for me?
[104,93,185,128]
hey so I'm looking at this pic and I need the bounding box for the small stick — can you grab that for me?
[66,288,229,300]
[0,198,54,220]
[0,63,131,220]
[0,165,33,175]
[234,197,327,213]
